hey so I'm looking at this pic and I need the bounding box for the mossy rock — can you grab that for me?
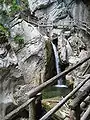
[44,40,57,82]
[0,24,8,44]
[14,34,24,47]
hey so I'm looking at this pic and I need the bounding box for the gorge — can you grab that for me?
[0,0,90,120]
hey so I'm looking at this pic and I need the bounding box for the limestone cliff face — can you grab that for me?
[10,20,45,84]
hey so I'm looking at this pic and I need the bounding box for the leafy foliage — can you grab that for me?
[10,0,21,15]
[0,24,9,43]
[0,0,28,43]
[0,24,9,35]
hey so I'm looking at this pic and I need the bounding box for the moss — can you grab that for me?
[0,24,8,44]
[44,40,57,82]
[14,34,24,47]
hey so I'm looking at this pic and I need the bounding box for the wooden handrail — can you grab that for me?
[26,56,90,98]
[40,75,90,120]
[5,98,35,120]
[5,56,90,120]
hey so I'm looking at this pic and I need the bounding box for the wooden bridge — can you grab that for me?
[4,56,90,120]
[11,12,90,36]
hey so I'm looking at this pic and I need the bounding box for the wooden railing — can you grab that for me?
[4,56,90,120]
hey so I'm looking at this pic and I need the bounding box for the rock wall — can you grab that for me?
[0,30,24,119]
[10,20,45,84]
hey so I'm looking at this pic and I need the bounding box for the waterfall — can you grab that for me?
[51,42,67,88]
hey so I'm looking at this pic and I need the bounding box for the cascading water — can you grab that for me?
[51,42,67,88]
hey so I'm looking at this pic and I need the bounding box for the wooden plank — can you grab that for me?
[39,75,90,120]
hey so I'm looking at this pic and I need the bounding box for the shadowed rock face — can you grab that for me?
[0,31,25,119]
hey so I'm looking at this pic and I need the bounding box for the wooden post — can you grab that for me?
[70,85,90,120]
[75,105,80,120]
[80,96,90,110]
[29,99,36,120]
[29,93,42,120]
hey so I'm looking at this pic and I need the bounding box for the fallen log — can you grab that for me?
[81,105,90,120]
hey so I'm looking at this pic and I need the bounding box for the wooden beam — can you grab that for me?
[40,75,90,120]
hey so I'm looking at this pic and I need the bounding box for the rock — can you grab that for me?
[79,51,88,74]
[13,84,36,105]
[0,34,24,119]
[66,74,74,88]
[28,0,56,13]
[1,0,90,119]
[44,39,57,81]
[10,20,45,84]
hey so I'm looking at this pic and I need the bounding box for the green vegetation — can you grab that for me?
[0,24,9,43]
[0,0,28,43]
[14,34,24,47]
[0,24,9,35]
